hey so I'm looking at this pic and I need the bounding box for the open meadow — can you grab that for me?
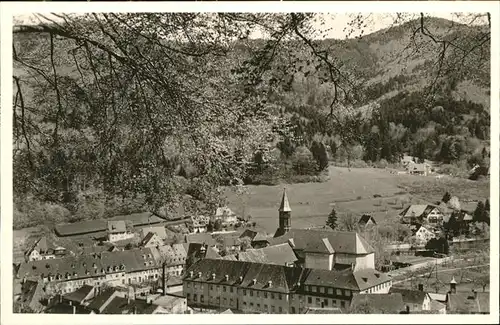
[224,166,490,235]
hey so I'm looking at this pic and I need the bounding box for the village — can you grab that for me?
[13,177,490,315]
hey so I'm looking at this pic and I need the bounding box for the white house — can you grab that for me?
[415,226,436,244]
[107,221,135,243]
[215,207,238,226]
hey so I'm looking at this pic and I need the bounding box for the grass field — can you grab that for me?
[393,265,490,294]
[224,166,490,235]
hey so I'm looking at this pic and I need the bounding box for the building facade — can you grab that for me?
[182,258,392,314]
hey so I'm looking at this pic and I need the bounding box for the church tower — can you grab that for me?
[275,188,292,237]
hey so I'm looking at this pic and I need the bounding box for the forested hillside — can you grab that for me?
[12,13,490,229]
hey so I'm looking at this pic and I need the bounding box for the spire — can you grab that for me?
[279,188,291,212]
[450,276,457,284]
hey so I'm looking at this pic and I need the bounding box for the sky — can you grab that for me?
[14,12,488,40]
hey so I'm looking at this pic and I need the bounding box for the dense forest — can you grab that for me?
[12,13,490,229]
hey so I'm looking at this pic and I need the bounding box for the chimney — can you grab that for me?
[239,276,243,283]
[225,274,229,282]
[189,271,194,278]
[212,273,216,280]
[418,283,424,292]
[268,280,272,288]
[198,272,202,278]
[252,279,257,285]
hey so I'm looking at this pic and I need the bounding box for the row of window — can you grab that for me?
[305,285,351,297]
[186,294,285,314]
[187,282,284,300]
[307,296,346,308]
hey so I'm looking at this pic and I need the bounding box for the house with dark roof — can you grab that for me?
[358,214,377,227]
[62,284,97,306]
[141,226,167,240]
[107,220,135,243]
[141,232,164,248]
[24,236,63,262]
[182,258,392,314]
[447,290,489,314]
[349,293,406,314]
[389,287,431,312]
[270,190,375,271]
[399,205,444,225]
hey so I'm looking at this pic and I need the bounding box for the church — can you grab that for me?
[270,189,376,271]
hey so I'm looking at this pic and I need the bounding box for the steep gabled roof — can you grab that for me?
[63,285,95,304]
[25,236,56,256]
[447,292,490,314]
[358,214,377,226]
[303,238,335,254]
[389,287,428,305]
[141,226,167,240]
[183,258,304,293]
[350,293,405,314]
[237,243,297,265]
[270,229,374,255]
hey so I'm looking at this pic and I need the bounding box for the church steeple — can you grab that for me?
[279,188,291,212]
[275,188,291,237]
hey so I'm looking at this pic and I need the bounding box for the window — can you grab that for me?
[345,290,351,297]
[305,285,310,292]
[316,298,320,306]
[187,293,191,300]
[341,301,345,308]
[250,302,254,307]
[308,297,312,304]
[257,303,260,309]
[271,306,275,313]
[336,289,341,295]
[200,295,204,303]
[210,284,213,290]
[243,302,247,306]
[291,307,295,314]
[324,299,328,306]
[243,289,246,296]
[279,294,282,300]
[271,293,275,299]
[328,288,333,294]
[332,299,336,305]
[279,307,283,313]
[230,298,233,305]
[264,304,268,311]
[223,286,226,292]
[223,298,227,304]
[193,294,197,302]
[312,286,317,293]
[264,292,268,298]
[230,287,233,293]
[250,290,253,297]
[256,291,259,297]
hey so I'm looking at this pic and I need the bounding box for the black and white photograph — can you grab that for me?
[1,1,498,322]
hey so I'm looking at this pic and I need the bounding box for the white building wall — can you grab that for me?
[304,253,333,270]
[109,232,135,243]
[354,253,375,271]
